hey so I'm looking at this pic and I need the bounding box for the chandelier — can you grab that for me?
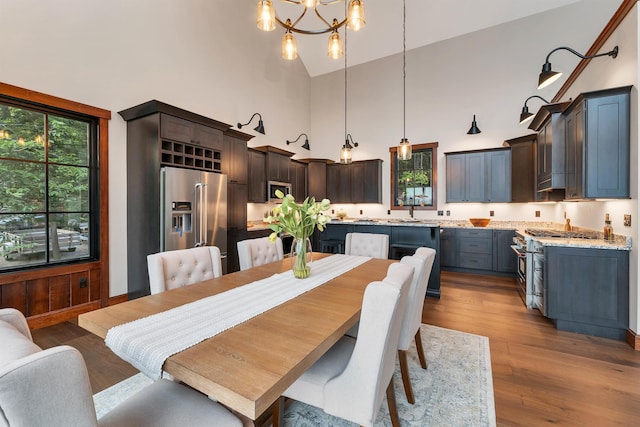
[256,0,366,60]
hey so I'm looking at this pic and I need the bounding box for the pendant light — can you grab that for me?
[466,114,481,134]
[537,45,618,89]
[340,1,358,164]
[397,0,411,160]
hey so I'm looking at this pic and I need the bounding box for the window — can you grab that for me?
[389,142,438,210]
[0,100,98,271]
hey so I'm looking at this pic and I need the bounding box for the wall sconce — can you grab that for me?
[467,115,481,134]
[519,95,549,124]
[538,45,618,89]
[237,113,265,134]
[286,133,310,150]
[340,134,358,164]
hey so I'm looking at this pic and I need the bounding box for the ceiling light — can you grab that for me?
[256,0,366,61]
[341,134,358,164]
[339,5,358,165]
[538,46,618,89]
[519,95,549,124]
[467,115,481,135]
[237,113,265,134]
[397,0,411,161]
[286,133,311,150]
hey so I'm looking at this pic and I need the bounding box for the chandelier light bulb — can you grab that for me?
[347,0,366,31]
[256,0,276,32]
[303,0,318,8]
[282,31,298,60]
[327,31,343,59]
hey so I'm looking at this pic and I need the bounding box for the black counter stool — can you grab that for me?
[319,239,344,254]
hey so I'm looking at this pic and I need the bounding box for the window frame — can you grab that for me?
[389,142,438,211]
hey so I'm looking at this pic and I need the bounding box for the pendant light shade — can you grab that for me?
[237,113,266,135]
[340,134,358,164]
[256,0,276,32]
[282,29,298,60]
[398,138,412,161]
[467,115,481,134]
[347,0,366,31]
[519,95,549,124]
[327,30,343,59]
[286,133,311,150]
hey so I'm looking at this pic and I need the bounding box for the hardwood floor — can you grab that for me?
[31,270,640,426]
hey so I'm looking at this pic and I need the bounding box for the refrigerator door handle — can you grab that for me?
[194,183,205,247]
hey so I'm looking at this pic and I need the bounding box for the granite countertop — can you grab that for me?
[516,229,632,251]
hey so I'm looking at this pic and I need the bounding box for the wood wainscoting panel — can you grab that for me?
[0,281,27,313]
[71,271,90,306]
[49,274,71,312]
[27,278,50,316]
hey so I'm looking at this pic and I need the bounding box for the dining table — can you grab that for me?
[78,253,396,425]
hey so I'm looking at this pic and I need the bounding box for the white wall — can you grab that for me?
[2,0,312,297]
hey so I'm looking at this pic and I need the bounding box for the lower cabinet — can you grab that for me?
[440,228,516,275]
[314,223,441,298]
[545,246,629,340]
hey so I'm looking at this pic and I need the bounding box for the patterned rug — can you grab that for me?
[93,324,496,426]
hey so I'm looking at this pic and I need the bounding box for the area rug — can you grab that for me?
[93,324,496,426]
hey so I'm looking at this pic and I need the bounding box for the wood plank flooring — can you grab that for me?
[31,271,640,426]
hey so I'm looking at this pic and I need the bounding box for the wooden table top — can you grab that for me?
[79,254,395,420]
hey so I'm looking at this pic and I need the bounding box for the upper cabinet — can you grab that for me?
[248,149,267,203]
[327,159,383,204]
[504,134,537,203]
[564,86,631,200]
[306,160,329,200]
[445,149,511,203]
[528,102,570,193]
[290,160,308,200]
[251,146,294,183]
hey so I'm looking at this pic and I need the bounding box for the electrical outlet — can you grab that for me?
[437,210,444,216]
[624,214,631,227]
[387,210,391,215]
[535,210,540,218]
[79,277,87,288]
[446,210,451,216]
[359,209,363,215]
[489,210,494,217]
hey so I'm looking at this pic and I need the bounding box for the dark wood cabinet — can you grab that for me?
[529,102,570,192]
[223,133,248,184]
[545,246,629,340]
[267,152,291,182]
[441,227,516,276]
[439,228,457,267]
[290,160,307,200]
[564,86,631,200]
[457,228,493,270]
[445,149,510,203]
[327,160,382,204]
[160,114,223,150]
[504,134,537,202]
[306,160,328,200]
[248,149,267,202]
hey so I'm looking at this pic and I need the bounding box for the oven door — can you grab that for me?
[511,245,527,304]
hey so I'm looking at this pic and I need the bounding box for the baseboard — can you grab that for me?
[625,329,640,351]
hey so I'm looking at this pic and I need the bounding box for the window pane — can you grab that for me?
[48,115,90,165]
[0,214,47,269]
[392,146,435,207]
[0,105,46,162]
[0,159,46,212]
[49,213,87,263]
[49,165,89,211]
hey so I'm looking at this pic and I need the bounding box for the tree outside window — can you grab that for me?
[389,142,438,210]
[0,101,97,270]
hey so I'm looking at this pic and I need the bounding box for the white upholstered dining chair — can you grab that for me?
[398,247,436,404]
[274,262,414,427]
[236,236,284,271]
[0,309,242,427]
[147,246,223,295]
[344,232,389,259]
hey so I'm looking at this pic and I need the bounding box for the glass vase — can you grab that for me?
[290,237,312,279]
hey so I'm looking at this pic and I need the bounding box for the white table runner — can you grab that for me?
[105,254,371,379]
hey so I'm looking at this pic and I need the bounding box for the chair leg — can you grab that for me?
[415,329,427,369]
[386,379,401,427]
[398,349,415,404]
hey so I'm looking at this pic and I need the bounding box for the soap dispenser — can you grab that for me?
[564,218,572,231]
[604,213,614,241]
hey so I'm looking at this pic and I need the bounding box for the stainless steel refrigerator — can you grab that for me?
[160,167,227,268]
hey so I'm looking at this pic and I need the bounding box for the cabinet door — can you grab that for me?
[439,228,457,267]
[307,162,327,200]
[224,137,248,184]
[161,114,192,143]
[537,123,550,190]
[493,229,516,273]
[194,124,223,150]
[248,150,267,202]
[508,138,536,202]
[351,160,381,203]
[267,152,290,182]
[565,104,584,199]
[227,183,248,273]
[327,164,351,203]
[485,151,511,202]
[291,161,307,200]
[446,154,466,202]
[465,152,485,202]
[584,92,630,198]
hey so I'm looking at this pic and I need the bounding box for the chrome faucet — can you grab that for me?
[409,205,414,218]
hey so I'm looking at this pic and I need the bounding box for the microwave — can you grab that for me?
[268,181,291,201]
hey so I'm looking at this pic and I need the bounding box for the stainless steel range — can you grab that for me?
[512,228,599,314]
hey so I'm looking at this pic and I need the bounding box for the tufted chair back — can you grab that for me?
[147,246,223,295]
[237,237,284,271]
[344,232,389,259]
